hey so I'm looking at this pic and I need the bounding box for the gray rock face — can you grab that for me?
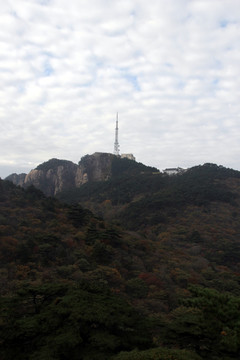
[5,153,115,197]
[5,173,26,187]
[22,159,79,196]
[79,152,114,182]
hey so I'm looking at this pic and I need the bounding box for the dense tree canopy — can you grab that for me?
[1,163,240,359]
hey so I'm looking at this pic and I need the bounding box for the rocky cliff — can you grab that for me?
[5,173,27,187]
[79,152,114,182]
[23,159,79,196]
[5,153,116,197]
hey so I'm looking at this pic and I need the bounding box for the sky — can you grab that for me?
[1,0,240,178]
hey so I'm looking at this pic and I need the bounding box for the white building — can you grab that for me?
[163,167,186,175]
[121,154,136,161]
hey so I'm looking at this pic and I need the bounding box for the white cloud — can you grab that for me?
[0,0,240,178]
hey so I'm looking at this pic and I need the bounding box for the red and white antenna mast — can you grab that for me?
[114,112,120,156]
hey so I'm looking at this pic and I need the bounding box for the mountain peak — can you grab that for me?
[5,152,157,197]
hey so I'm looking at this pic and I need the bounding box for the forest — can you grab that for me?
[1,162,240,359]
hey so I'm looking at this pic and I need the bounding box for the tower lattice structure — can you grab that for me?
[114,113,120,156]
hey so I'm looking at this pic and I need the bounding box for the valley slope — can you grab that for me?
[1,161,240,359]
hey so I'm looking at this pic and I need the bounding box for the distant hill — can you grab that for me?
[57,162,240,225]
[57,162,240,274]
[5,152,158,197]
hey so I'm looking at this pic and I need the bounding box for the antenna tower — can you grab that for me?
[114,113,120,156]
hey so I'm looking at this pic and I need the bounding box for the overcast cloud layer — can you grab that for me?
[1,0,240,177]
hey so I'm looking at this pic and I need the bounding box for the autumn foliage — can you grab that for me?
[1,163,240,359]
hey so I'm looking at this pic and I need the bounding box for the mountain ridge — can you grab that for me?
[1,161,240,359]
[5,152,159,196]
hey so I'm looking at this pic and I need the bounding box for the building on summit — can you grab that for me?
[121,153,136,161]
[163,167,186,175]
[114,113,135,161]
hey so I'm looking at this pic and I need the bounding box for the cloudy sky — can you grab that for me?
[1,0,240,178]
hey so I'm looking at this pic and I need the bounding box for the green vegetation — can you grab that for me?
[113,347,202,360]
[1,163,240,359]
[160,286,240,359]
[1,281,152,360]
[111,156,159,178]
[36,158,75,171]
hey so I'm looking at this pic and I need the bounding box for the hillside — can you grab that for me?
[5,153,158,197]
[58,163,240,222]
[1,162,240,359]
[58,163,240,273]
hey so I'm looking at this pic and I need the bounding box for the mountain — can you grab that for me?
[0,177,202,360]
[57,162,240,228]
[5,172,27,186]
[2,162,240,359]
[57,163,240,284]
[5,152,158,197]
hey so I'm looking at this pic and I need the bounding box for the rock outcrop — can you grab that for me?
[5,173,26,187]
[78,153,114,182]
[5,153,116,197]
[23,159,79,196]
